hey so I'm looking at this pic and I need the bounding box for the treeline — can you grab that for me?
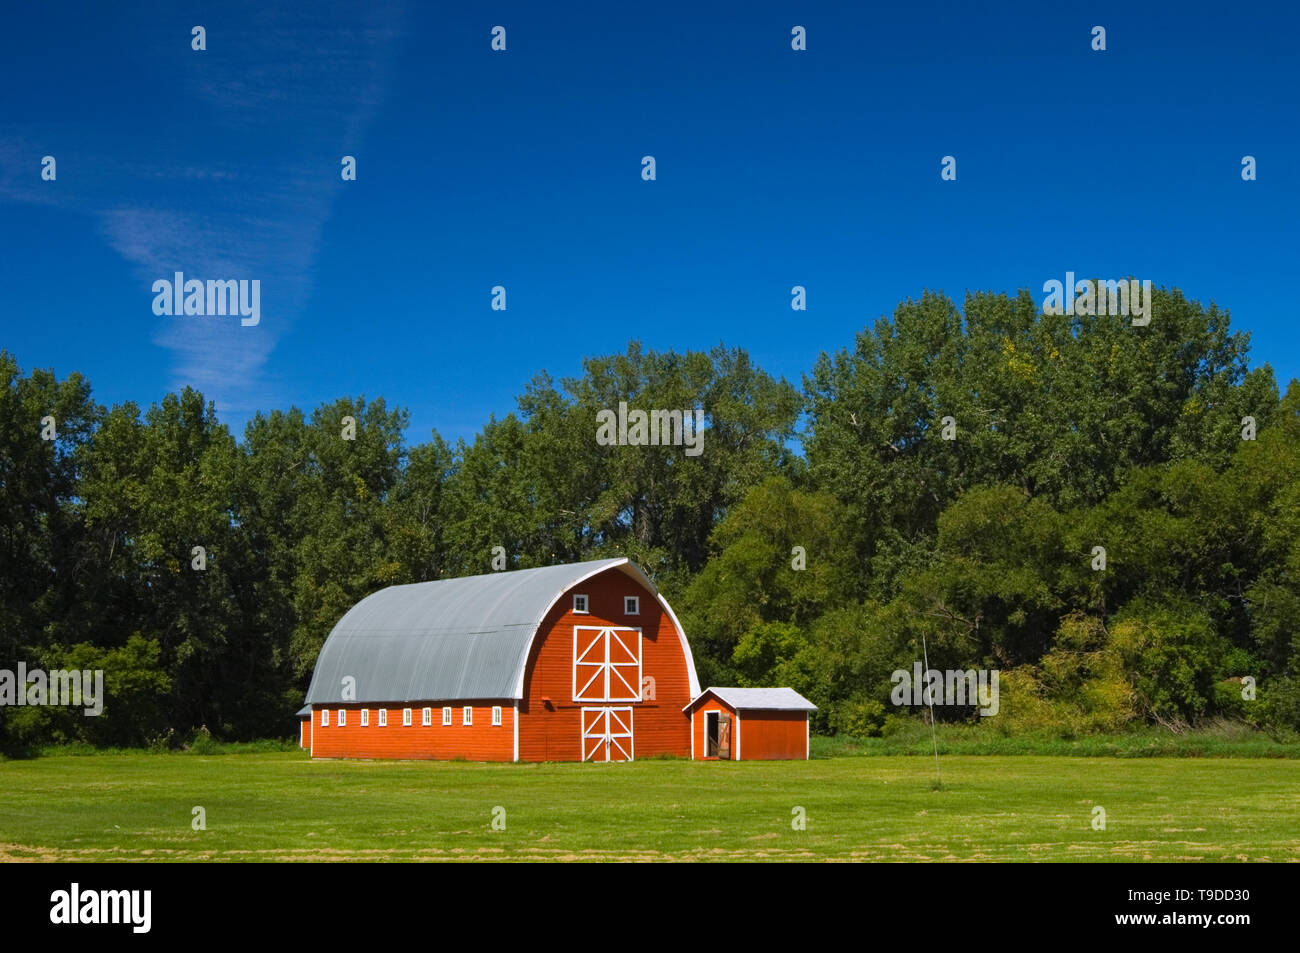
[2,285,1298,752]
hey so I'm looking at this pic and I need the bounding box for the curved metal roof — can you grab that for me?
[304,558,699,705]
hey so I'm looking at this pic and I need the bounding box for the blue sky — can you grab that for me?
[2,1,1297,446]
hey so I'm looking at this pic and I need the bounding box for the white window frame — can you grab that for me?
[378,708,387,727]
[337,709,346,726]
[573,626,643,703]
[463,706,473,726]
[442,706,452,726]
[422,707,432,726]
[492,705,502,726]
[573,593,589,614]
[321,709,328,727]
[360,709,369,727]
[624,595,639,615]
[403,708,412,726]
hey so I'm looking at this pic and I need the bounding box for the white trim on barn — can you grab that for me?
[654,591,701,699]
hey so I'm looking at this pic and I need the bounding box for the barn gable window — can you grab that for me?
[573,626,643,702]
[422,707,432,726]
[402,708,412,726]
[442,706,452,726]
[492,706,502,726]
[378,709,387,727]
[321,709,328,727]
[360,709,370,727]
[573,593,589,614]
[624,596,639,615]
[463,706,473,725]
[337,709,346,726]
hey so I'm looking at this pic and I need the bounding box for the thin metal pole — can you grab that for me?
[921,631,942,787]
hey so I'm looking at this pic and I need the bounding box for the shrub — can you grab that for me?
[184,726,218,754]
[829,697,887,737]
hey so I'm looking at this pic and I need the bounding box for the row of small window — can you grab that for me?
[321,706,503,727]
[574,594,639,615]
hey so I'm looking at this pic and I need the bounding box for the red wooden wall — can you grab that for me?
[735,709,808,760]
[517,567,694,761]
[309,702,514,760]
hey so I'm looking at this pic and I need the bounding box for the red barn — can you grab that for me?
[302,558,701,761]
[685,687,816,760]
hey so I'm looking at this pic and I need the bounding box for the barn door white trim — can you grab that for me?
[581,706,634,762]
[573,626,642,702]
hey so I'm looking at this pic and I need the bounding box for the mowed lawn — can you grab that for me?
[2,752,1298,862]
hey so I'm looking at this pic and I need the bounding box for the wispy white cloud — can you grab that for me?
[1,0,409,420]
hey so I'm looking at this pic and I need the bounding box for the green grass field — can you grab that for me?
[2,750,1298,861]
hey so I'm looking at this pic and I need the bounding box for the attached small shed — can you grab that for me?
[685,687,816,761]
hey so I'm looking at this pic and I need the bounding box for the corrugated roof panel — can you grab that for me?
[685,686,818,712]
[304,558,633,704]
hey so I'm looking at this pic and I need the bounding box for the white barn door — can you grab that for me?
[573,626,642,702]
[581,707,634,762]
[574,625,641,762]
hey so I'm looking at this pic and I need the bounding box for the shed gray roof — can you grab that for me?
[684,687,817,712]
[296,705,312,717]
[304,558,698,705]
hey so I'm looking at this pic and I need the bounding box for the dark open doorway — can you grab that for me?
[705,710,731,759]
